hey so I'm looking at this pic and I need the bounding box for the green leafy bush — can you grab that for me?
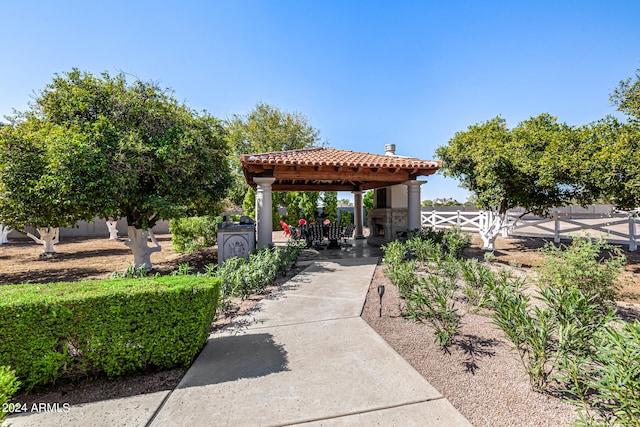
[339,210,352,227]
[385,260,419,299]
[558,320,640,427]
[488,276,614,392]
[382,240,409,267]
[0,365,20,424]
[536,236,626,307]
[213,241,305,300]
[459,258,494,309]
[169,216,220,253]
[0,276,221,390]
[406,237,443,263]
[443,226,471,259]
[405,273,460,348]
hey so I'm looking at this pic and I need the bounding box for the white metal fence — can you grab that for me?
[421,208,639,251]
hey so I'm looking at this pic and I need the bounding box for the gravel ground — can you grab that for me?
[361,264,580,427]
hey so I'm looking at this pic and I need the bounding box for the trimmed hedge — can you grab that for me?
[0,276,221,390]
[0,365,19,424]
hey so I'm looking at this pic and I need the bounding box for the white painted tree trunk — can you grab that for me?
[106,220,119,240]
[0,224,10,244]
[26,227,60,253]
[124,226,162,271]
[479,210,507,251]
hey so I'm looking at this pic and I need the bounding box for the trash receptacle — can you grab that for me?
[217,218,255,265]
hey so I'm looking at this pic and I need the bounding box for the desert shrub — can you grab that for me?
[385,260,419,299]
[442,226,471,259]
[111,263,151,278]
[557,320,640,427]
[0,276,221,390]
[0,365,20,424]
[459,258,494,309]
[169,216,220,253]
[213,241,305,300]
[409,227,446,244]
[536,236,625,307]
[382,240,409,267]
[406,237,443,263]
[488,275,614,392]
[483,251,496,263]
[404,273,460,348]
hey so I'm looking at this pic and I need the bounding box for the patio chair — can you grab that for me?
[280,220,292,237]
[310,223,326,249]
[341,224,355,246]
[326,223,342,248]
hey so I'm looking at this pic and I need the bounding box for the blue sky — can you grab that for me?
[2,1,640,203]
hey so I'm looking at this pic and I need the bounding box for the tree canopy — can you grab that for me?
[0,69,231,230]
[436,114,579,216]
[0,69,231,264]
[225,102,324,206]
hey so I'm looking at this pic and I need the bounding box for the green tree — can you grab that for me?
[560,70,640,209]
[299,192,319,223]
[436,114,578,249]
[421,199,433,207]
[0,69,231,268]
[322,192,338,222]
[284,192,301,225]
[225,102,324,206]
[363,189,374,226]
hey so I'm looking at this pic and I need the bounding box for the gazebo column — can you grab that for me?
[405,180,426,231]
[254,177,276,249]
[352,190,365,239]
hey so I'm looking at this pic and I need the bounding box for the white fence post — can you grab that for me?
[553,211,560,243]
[629,214,637,251]
[456,210,461,226]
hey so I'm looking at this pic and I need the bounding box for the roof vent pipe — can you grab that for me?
[384,144,396,156]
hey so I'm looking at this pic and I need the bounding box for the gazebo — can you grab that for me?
[240,145,441,248]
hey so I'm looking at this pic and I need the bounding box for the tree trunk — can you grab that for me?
[479,210,506,251]
[0,224,10,244]
[124,226,162,271]
[26,227,60,253]
[106,220,119,240]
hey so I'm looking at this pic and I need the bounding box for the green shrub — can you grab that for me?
[382,240,409,267]
[384,260,419,299]
[536,236,626,307]
[339,210,352,227]
[483,251,496,263]
[459,258,494,309]
[404,273,460,348]
[406,237,443,263]
[0,276,221,390]
[213,241,305,301]
[488,276,614,392]
[409,227,446,244]
[557,320,640,427]
[0,365,20,424]
[443,226,471,259]
[169,216,220,253]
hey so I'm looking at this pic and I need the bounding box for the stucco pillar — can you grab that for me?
[405,180,426,231]
[254,177,276,249]
[352,190,365,239]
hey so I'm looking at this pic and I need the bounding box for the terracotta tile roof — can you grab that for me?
[242,148,441,169]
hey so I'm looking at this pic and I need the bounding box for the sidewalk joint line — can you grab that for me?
[220,315,362,333]
[274,397,447,426]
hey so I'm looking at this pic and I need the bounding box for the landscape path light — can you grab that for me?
[377,284,385,317]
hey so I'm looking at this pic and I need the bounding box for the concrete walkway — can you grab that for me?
[8,257,471,427]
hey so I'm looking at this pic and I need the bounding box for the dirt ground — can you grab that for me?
[2,232,639,423]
